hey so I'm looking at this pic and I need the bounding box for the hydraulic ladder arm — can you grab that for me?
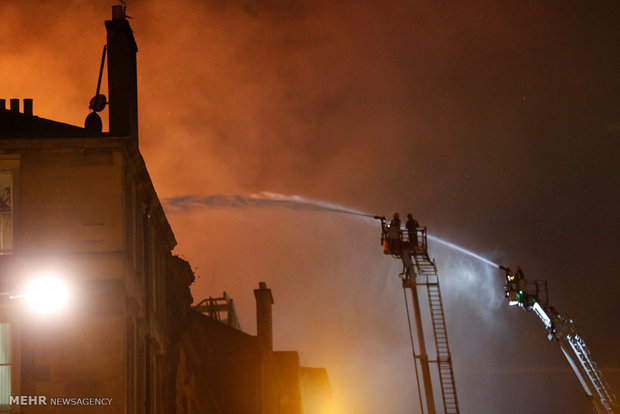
[501,266,616,414]
[377,216,460,414]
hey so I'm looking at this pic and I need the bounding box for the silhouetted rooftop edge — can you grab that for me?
[0,109,105,138]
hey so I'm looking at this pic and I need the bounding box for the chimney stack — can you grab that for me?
[23,99,33,116]
[105,5,138,137]
[254,282,274,352]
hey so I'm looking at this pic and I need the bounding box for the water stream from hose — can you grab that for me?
[164,192,499,268]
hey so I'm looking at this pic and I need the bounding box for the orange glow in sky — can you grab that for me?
[1,1,618,413]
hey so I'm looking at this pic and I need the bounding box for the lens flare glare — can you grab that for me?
[24,275,69,314]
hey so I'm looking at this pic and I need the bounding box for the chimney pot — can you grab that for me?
[9,99,19,112]
[254,282,274,353]
[23,99,33,116]
[112,5,125,20]
[106,6,139,137]
[0,99,5,110]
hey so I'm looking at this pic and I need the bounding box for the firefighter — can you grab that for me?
[391,212,401,228]
[500,266,516,300]
[386,213,401,252]
[514,266,524,280]
[374,216,390,253]
[406,213,419,247]
[515,266,527,293]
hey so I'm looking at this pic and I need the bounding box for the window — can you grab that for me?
[0,172,12,254]
[0,323,10,411]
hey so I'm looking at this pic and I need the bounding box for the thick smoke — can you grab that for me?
[2,1,618,413]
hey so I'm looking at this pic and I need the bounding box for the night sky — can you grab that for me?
[2,1,619,413]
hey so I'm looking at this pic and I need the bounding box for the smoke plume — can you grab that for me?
[2,1,617,412]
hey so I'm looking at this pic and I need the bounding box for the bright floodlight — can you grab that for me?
[24,275,69,314]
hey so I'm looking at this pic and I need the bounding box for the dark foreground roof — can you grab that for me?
[0,109,99,138]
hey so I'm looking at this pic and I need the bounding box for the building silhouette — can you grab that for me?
[0,6,333,414]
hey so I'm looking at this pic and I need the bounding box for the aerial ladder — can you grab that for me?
[377,216,460,414]
[500,266,616,414]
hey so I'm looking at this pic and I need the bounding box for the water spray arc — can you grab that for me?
[165,193,375,218]
[165,192,498,269]
[426,236,499,269]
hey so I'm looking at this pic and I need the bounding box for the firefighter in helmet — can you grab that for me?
[386,213,401,252]
[406,213,419,247]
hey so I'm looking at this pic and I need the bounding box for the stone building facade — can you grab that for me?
[0,6,332,414]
